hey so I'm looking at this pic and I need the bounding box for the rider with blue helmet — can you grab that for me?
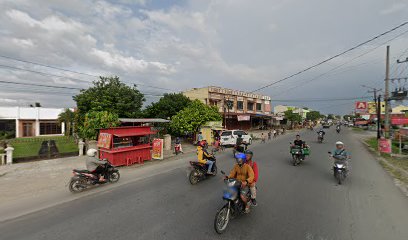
[227,152,254,213]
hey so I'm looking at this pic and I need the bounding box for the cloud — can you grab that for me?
[380,2,407,15]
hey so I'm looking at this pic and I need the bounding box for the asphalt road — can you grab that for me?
[1,127,408,240]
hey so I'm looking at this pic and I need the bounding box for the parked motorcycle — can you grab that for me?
[317,132,324,143]
[328,152,348,184]
[214,171,252,234]
[188,150,217,185]
[69,160,120,193]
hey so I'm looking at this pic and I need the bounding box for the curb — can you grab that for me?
[360,138,408,197]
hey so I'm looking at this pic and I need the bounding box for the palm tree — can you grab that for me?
[58,109,75,136]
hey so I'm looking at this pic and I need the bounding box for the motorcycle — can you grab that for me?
[188,150,217,185]
[232,142,248,157]
[69,160,120,193]
[328,152,348,185]
[290,144,304,166]
[214,171,252,234]
[336,126,341,134]
[317,132,324,143]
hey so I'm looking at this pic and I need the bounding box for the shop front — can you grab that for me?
[199,121,224,144]
[97,126,156,166]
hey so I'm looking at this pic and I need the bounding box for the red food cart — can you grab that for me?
[97,126,156,166]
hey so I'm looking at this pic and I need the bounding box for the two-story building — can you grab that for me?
[183,86,272,130]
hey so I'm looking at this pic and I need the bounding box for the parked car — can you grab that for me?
[348,122,354,127]
[220,130,252,147]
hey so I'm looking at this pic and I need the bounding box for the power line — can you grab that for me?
[272,96,371,102]
[271,28,408,97]
[252,21,408,93]
[0,55,176,91]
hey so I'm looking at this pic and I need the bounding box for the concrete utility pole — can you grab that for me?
[384,45,390,139]
[362,85,382,139]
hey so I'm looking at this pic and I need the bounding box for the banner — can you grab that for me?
[391,117,408,125]
[378,138,391,154]
[152,138,164,159]
[237,115,250,121]
[355,101,367,113]
[97,133,112,149]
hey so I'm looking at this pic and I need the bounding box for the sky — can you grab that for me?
[0,0,408,114]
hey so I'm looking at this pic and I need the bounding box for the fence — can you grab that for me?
[7,136,78,163]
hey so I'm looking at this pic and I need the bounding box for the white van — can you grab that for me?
[220,130,252,146]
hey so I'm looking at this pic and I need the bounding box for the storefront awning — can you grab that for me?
[114,131,157,137]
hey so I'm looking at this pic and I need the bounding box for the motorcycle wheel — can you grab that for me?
[189,170,199,185]
[214,204,230,234]
[337,172,343,185]
[109,171,120,183]
[69,178,85,193]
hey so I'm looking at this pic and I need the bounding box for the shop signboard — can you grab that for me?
[152,138,164,160]
[97,133,112,149]
[391,117,408,125]
[378,138,391,154]
[355,101,367,113]
[237,115,250,121]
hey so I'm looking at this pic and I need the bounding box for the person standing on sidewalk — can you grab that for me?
[268,130,272,141]
[261,133,266,143]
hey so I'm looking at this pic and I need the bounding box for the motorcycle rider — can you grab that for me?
[336,124,341,132]
[317,128,326,139]
[235,134,246,153]
[227,152,254,213]
[331,141,350,171]
[175,137,183,154]
[197,140,215,175]
[293,134,304,147]
[86,149,107,182]
[245,150,258,206]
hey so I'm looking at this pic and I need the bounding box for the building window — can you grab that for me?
[247,102,254,111]
[237,101,244,110]
[256,103,262,111]
[40,122,61,135]
[225,100,234,109]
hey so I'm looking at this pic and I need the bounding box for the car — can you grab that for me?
[322,123,331,128]
[220,130,252,147]
[348,122,354,127]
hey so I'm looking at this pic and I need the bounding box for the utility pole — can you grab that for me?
[377,95,382,139]
[384,45,390,139]
[362,85,382,139]
[223,96,227,129]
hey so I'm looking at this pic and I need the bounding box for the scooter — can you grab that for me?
[214,171,253,234]
[336,126,341,134]
[317,132,324,143]
[328,152,348,185]
[188,150,217,185]
[290,144,305,166]
[69,160,120,193]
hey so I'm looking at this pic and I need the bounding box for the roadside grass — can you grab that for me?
[352,127,364,132]
[9,136,78,158]
[365,137,408,184]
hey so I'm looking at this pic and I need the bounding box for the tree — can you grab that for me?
[284,110,302,128]
[58,108,75,136]
[144,93,191,119]
[29,102,42,107]
[79,111,119,140]
[170,100,222,135]
[327,114,335,120]
[306,111,321,121]
[73,76,145,126]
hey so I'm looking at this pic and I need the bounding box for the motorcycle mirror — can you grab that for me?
[221,170,225,175]
[328,151,332,154]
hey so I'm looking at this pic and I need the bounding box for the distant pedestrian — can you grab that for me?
[261,133,266,143]
[268,131,272,140]
[197,132,203,142]
[273,129,277,138]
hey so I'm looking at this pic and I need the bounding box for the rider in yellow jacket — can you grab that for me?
[196,141,214,174]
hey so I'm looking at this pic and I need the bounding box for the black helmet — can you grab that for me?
[245,150,253,156]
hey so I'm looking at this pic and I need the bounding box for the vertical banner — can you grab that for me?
[152,138,164,159]
[378,138,391,154]
[97,133,112,149]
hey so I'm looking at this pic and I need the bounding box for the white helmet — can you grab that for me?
[335,141,344,146]
[87,148,98,157]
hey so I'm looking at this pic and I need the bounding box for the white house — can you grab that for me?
[0,106,68,138]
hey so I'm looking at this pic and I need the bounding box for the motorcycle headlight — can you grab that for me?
[335,164,344,168]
